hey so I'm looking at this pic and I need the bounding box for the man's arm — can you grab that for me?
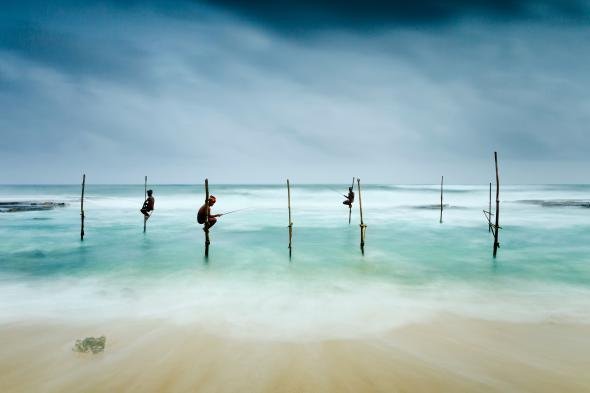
[205,206,220,218]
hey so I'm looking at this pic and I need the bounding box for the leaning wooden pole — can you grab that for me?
[488,182,492,233]
[204,178,210,258]
[349,177,354,224]
[287,179,293,259]
[80,174,85,241]
[357,178,367,255]
[439,175,444,224]
[493,152,500,257]
[143,175,147,233]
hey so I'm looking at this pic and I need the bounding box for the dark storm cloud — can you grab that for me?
[202,0,590,30]
[0,24,149,84]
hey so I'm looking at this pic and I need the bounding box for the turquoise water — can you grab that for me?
[1,184,589,339]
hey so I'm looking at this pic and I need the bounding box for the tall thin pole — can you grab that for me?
[357,178,367,255]
[143,176,147,233]
[287,179,292,259]
[348,202,352,225]
[204,178,210,258]
[80,174,85,241]
[493,152,500,257]
[488,182,492,233]
[349,177,354,224]
[439,175,444,224]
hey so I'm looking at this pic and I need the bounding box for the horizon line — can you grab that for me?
[0,183,588,186]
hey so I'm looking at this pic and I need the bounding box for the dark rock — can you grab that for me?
[413,203,450,210]
[0,201,67,213]
[517,199,590,208]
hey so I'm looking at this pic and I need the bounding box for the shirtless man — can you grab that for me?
[343,187,354,207]
[140,189,155,219]
[197,195,221,229]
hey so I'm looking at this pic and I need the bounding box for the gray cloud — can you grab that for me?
[0,25,143,80]
[0,1,589,184]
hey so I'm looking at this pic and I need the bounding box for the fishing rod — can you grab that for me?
[327,187,348,198]
[328,186,354,198]
[327,178,356,198]
[218,207,251,216]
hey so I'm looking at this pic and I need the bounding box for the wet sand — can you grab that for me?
[1,315,589,393]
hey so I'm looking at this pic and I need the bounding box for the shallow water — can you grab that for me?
[0,184,589,340]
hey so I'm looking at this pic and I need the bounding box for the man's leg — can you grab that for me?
[207,216,217,228]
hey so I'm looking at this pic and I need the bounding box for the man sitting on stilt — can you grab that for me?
[140,189,155,220]
[198,195,221,229]
[343,187,354,208]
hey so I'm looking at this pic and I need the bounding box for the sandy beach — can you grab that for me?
[1,315,589,393]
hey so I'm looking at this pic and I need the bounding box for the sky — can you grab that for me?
[0,0,589,184]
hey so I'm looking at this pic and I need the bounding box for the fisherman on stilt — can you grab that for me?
[140,189,155,220]
[343,187,355,208]
[198,195,221,229]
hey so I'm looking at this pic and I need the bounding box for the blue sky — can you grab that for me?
[1,0,589,183]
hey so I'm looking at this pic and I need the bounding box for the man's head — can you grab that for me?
[147,189,153,196]
[208,195,216,205]
[349,187,353,192]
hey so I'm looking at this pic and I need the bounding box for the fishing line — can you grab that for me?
[218,207,252,216]
[327,187,349,198]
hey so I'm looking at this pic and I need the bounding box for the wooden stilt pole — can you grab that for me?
[143,176,147,233]
[349,177,354,224]
[348,204,352,224]
[493,152,500,257]
[204,178,210,258]
[80,174,85,241]
[357,178,367,255]
[440,175,444,224]
[488,182,492,233]
[287,179,292,259]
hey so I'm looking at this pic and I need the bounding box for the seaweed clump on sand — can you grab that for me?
[73,336,106,354]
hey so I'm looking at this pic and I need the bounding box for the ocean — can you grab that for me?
[1,184,589,340]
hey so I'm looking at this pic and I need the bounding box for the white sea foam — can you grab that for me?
[0,274,589,341]
[1,184,589,340]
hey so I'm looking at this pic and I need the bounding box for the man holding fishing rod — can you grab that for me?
[140,189,155,220]
[327,179,355,209]
[198,195,220,229]
[341,178,356,224]
[197,195,248,229]
[343,186,354,208]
